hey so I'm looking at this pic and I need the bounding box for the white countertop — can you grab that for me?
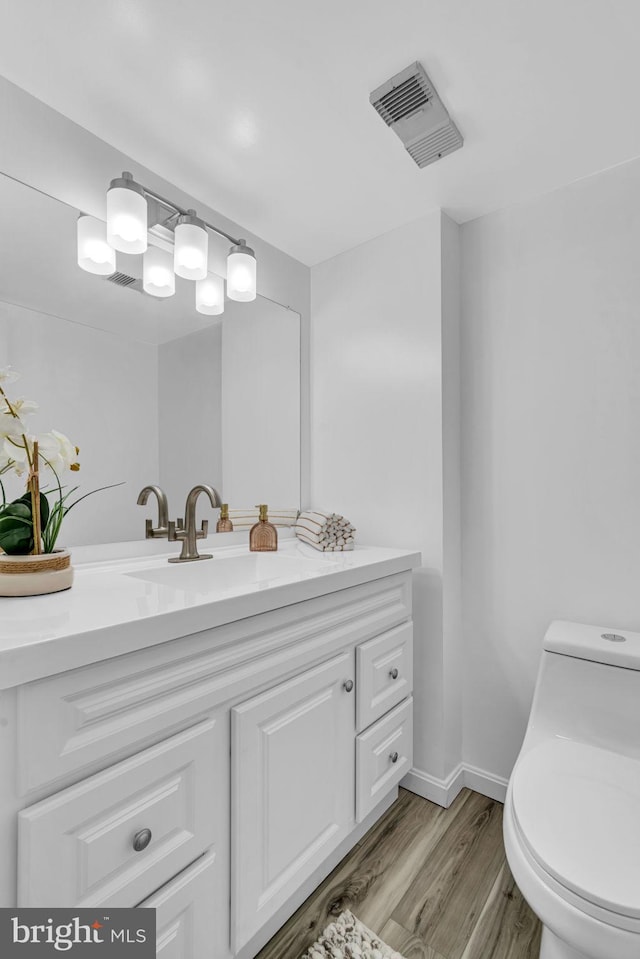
[0,536,420,689]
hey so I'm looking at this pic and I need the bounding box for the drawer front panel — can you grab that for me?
[140,850,230,959]
[18,719,221,908]
[356,622,413,731]
[356,697,413,821]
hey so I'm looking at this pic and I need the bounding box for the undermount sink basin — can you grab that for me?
[125,550,335,593]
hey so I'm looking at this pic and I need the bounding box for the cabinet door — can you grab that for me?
[231,652,355,951]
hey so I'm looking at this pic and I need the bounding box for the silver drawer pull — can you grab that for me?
[132,828,152,852]
[389,668,399,680]
[343,679,354,693]
[390,751,399,764]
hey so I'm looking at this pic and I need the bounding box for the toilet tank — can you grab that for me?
[524,621,640,760]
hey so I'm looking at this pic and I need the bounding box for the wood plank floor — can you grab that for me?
[256,788,541,959]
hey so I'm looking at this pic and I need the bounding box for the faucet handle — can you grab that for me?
[196,520,209,540]
[168,520,187,542]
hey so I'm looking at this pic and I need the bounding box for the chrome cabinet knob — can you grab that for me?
[389,668,399,680]
[390,751,399,764]
[343,680,354,693]
[132,828,152,852]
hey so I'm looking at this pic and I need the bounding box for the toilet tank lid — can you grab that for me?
[544,620,640,671]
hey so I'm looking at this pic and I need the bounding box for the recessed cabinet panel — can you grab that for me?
[18,719,221,908]
[139,850,229,959]
[231,653,356,951]
[356,697,413,821]
[356,622,413,732]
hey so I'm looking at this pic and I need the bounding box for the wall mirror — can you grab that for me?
[0,173,301,546]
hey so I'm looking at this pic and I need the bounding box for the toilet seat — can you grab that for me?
[511,738,640,926]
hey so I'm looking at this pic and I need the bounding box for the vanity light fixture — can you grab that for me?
[76,171,258,313]
[196,274,225,315]
[174,211,208,280]
[227,240,257,302]
[143,246,175,298]
[106,172,148,254]
[76,215,116,275]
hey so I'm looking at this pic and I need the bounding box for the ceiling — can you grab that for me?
[1,0,640,266]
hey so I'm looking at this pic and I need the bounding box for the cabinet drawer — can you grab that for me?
[356,697,413,821]
[18,718,221,908]
[356,622,412,731]
[140,850,228,959]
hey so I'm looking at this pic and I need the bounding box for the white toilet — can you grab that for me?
[503,620,640,959]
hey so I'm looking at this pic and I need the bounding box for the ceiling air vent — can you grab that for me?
[105,271,143,293]
[370,61,463,169]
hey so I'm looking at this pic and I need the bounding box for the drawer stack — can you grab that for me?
[355,622,414,819]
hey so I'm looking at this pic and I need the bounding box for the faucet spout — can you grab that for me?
[168,485,221,562]
[137,485,169,538]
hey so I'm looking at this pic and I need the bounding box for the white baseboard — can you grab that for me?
[462,763,509,803]
[402,762,508,807]
[401,763,465,808]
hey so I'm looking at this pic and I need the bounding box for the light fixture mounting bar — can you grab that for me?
[137,182,242,246]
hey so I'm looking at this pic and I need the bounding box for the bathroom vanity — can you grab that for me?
[0,537,418,958]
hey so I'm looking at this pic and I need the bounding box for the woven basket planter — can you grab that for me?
[0,549,73,596]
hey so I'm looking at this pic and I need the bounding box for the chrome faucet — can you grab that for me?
[168,485,221,562]
[137,485,170,539]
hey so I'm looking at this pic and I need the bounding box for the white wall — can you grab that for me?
[311,211,462,785]
[461,157,640,782]
[0,301,159,545]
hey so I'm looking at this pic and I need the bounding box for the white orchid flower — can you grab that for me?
[0,397,37,440]
[0,366,20,386]
[37,430,80,474]
[0,414,26,441]
[4,397,38,419]
[2,435,30,477]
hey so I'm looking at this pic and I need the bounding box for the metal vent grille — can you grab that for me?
[407,122,464,169]
[370,61,463,169]
[106,271,137,287]
[372,72,434,126]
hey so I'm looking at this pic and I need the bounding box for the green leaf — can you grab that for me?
[16,491,50,531]
[0,513,33,554]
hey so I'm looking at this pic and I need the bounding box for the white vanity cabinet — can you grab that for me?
[2,565,415,959]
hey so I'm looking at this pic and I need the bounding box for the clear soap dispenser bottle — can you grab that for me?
[216,503,233,533]
[249,504,278,552]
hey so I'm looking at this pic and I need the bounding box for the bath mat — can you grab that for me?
[301,910,406,959]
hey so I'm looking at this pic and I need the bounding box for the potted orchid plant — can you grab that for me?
[0,365,118,596]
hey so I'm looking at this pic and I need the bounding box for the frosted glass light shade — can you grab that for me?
[227,242,256,301]
[143,246,175,298]
[77,215,116,275]
[174,214,208,280]
[106,174,147,254]
[196,274,224,315]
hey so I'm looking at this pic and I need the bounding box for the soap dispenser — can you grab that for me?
[250,504,278,552]
[216,503,233,533]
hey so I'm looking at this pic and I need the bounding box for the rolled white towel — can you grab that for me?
[294,510,356,552]
[228,507,300,530]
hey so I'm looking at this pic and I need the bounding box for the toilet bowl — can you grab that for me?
[503,621,640,959]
